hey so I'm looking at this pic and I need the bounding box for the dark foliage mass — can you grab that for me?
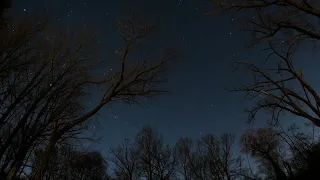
[2,0,320,180]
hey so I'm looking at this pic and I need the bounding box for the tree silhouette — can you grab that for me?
[0,11,174,179]
[33,12,175,179]
[110,139,139,180]
[238,123,320,180]
[134,125,176,180]
[0,0,11,28]
[290,143,320,180]
[106,123,320,180]
[30,144,107,180]
[174,137,195,180]
[69,151,107,180]
[174,133,245,180]
[206,0,320,127]
[240,128,288,180]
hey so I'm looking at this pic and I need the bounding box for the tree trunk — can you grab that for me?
[34,132,58,180]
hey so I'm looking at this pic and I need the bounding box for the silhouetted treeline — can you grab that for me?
[101,124,320,180]
[11,123,320,180]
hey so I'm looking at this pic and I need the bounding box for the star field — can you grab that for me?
[12,0,320,157]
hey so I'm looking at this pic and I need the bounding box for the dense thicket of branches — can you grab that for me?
[0,12,174,180]
[29,145,107,180]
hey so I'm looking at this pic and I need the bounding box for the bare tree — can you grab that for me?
[175,134,245,180]
[0,11,174,179]
[34,12,175,180]
[134,125,176,180]
[205,0,320,127]
[238,122,320,180]
[231,49,320,127]
[110,139,139,180]
[206,0,320,45]
[108,124,320,180]
[174,137,195,180]
[0,18,98,179]
[240,128,288,180]
[201,133,243,180]
[0,19,61,178]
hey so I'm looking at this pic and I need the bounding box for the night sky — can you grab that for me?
[11,0,320,158]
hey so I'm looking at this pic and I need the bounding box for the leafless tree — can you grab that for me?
[175,134,245,180]
[231,46,320,126]
[240,128,288,180]
[108,124,320,180]
[205,0,320,127]
[0,11,175,179]
[239,122,320,180]
[134,125,177,180]
[206,0,320,45]
[202,133,244,180]
[34,12,175,180]
[174,137,195,180]
[110,139,140,180]
[0,17,99,179]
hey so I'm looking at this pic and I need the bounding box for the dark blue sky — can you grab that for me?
[12,0,320,158]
